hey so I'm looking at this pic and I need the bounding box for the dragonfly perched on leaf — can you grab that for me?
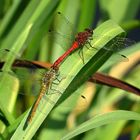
[0,48,88,130]
[48,11,135,67]
[0,12,136,130]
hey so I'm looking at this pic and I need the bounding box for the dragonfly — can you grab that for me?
[49,11,135,69]
[51,27,93,68]
[23,66,59,130]
[0,49,87,130]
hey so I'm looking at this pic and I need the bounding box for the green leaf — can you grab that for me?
[77,0,97,31]
[0,24,32,130]
[62,110,140,140]
[99,0,140,23]
[0,0,21,37]
[2,24,32,71]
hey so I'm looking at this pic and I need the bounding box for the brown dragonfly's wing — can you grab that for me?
[38,79,88,115]
[0,49,47,96]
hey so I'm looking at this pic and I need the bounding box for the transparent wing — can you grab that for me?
[49,11,136,52]
[0,49,47,96]
[93,35,136,51]
[0,49,87,116]
[12,65,46,96]
[47,30,135,63]
[87,36,135,62]
[38,83,88,115]
[47,12,135,63]
[47,11,76,51]
[52,11,75,38]
[47,30,74,51]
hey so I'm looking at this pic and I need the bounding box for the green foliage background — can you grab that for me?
[0,0,140,140]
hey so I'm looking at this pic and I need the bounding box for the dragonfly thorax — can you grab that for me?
[75,28,93,46]
[42,67,58,85]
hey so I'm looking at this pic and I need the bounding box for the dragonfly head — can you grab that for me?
[85,28,93,37]
[75,28,93,45]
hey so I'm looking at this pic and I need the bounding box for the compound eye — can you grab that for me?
[90,30,93,34]
[85,28,89,31]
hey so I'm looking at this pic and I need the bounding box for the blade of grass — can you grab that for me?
[2,110,28,139]
[77,0,97,31]
[0,24,32,130]
[0,0,60,136]
[2,24,32,72]
[1,0,60,50]
[62,110,140,140]
[82,121,126,140]
[99,0,140,23]
[0,0,21,37]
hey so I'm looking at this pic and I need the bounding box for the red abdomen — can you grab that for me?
[52,41,79,68]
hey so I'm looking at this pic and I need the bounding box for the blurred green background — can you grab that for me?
[0,0,140,140]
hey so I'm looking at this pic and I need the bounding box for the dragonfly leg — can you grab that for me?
[50,87,62,95]
[48,81,62,94]
[87,41,98,50]
[54,77,61,83]
[52,81,60,85]
[54,76,66,83]
[55,70,60,77]
[89,37,93,40]
[85,43,92,50]
[78,47,85,64]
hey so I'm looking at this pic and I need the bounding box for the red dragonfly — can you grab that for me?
[51,27,93,68]
[49,12,135,70]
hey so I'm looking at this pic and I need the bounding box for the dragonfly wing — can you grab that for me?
[93,35,136,51]
[52,11,76,38]
[12,63,47,96]
[37,81,88,114]
[112,37,136,51]
[47,11,77,51]
[0,49,47,96]
[90,36,135,62]
[47,30,74,51]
